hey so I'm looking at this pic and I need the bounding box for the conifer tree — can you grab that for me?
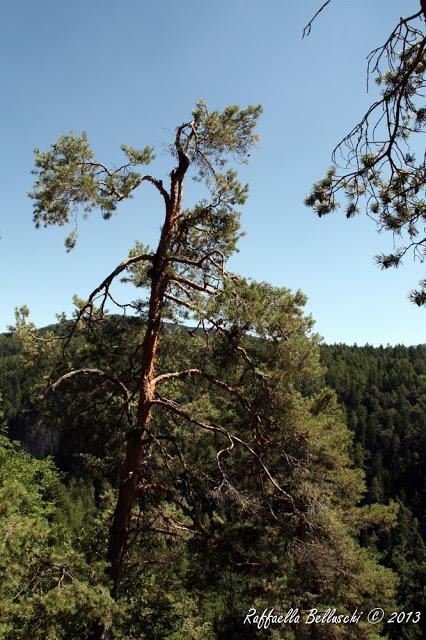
[29,100,269,612]
[28,103,398,639]
[0,409,113,638]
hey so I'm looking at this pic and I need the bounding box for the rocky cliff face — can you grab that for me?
[9,411,60,459]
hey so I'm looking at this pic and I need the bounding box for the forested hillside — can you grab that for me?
[321,344,426,637]
[0,330,424,638]
[321,345,426,523]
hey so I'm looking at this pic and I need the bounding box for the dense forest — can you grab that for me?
[0,325,424,639]
[322,344,426,637]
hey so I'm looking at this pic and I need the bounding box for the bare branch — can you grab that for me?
[62,253,153,349]
[169,274,217,295]
[85,254,154,310]
[302,0,332,39]
[84,161,170,204]
[48,367,130,401]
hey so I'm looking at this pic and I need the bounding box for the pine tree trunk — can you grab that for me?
[95,153,189,638]
[94,255,167,640]
[107,430,149,598]
[94,305,163,639]
[107,267,165,599]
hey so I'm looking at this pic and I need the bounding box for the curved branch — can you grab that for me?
[84,161,170,204]
[84,254,154,310]
[48,367,130,400]
[167,250,226,273]
[152,396,294,504]
[141,175,170,204]
[63,253,153,349]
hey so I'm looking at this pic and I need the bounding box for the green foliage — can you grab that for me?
[0,434,114,639]
[305,12,426,304]
[2,326,425,637]
[321,343,426,639]
[0,328,426,640]
[7,313,426,639]
[7,305,398,638]
[30,132,155,249]
[189,101,262,170]
[2,322,425,640]
[29,101,261,258]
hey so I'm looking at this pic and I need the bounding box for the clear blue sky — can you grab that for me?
[1,0,424,345]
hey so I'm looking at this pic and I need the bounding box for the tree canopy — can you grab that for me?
[304,2,426,305]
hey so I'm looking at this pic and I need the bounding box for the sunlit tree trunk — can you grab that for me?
[106,152,189,600]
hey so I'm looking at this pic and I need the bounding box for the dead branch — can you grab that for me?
[48,368,130,404]
[302,0,332,38]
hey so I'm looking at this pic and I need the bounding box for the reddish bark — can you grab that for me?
[105,147,190,601]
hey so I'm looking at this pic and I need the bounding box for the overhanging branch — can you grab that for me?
[48,367,130,402]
